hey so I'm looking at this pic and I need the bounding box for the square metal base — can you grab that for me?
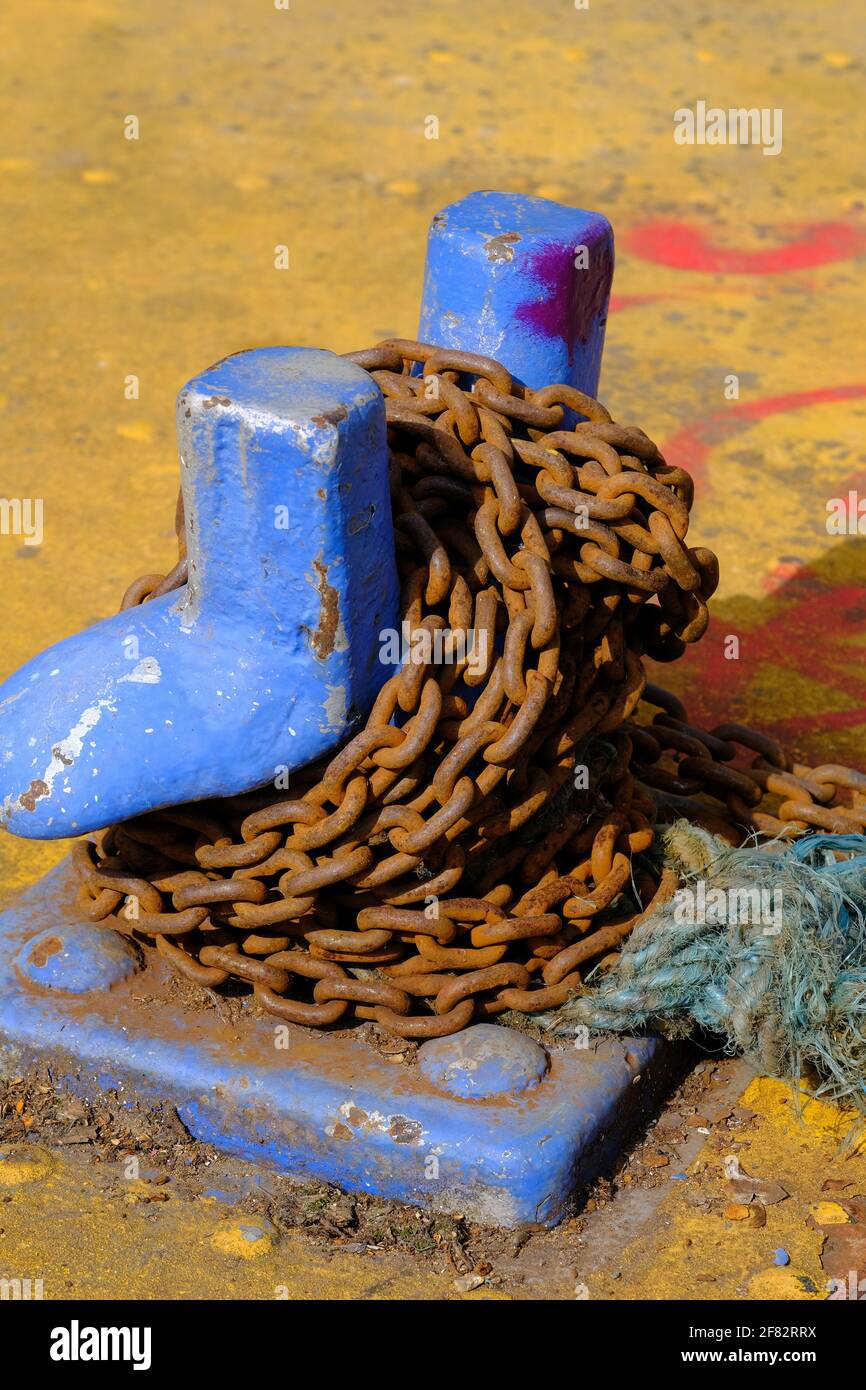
[0,858,686,1226]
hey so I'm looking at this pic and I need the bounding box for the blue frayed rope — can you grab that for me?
[544,828,866,1112]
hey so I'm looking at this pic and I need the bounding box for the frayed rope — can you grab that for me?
[542,825,866,1113]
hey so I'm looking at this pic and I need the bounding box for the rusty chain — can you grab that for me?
[72,340,866,1038]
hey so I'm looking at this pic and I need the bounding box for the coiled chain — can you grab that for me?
[73,340,866,1037]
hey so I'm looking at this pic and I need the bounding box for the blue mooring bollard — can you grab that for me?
[419,190,613,394]
[0,347,399,837]
[0,192,683,1228]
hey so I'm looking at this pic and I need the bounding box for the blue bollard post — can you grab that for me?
[413,190,657,1115]
[0,348,399,837]
[418,190,614,394]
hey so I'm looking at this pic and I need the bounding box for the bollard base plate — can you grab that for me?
[0,859,688,1227]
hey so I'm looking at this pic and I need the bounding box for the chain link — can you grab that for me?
[73,340,866,1037]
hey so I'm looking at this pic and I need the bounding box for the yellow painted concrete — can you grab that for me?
[1,0,864,1297]
[592,1077,866,1301]
[0,1145,504,1300]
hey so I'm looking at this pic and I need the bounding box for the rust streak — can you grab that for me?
[311,557,339,660]
[311,403,348,428]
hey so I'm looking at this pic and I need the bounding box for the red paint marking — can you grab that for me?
[664,385,866,499]
[673,575,866,751]
[609,285,758,313]
[761,560,806,595]
[834,465,866,504]
[623,219,866,275]
[700,584,866,699]
[609,292,676,312]
[617,229,866,748]
[659,387,866,743]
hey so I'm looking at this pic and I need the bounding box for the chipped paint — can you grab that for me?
[322,683,347,730]
[1,700,112,824]
[329,1100,425,1147]
[119,657,162,684]
[347,504,375,536]
[484,230,521,263]
[27,933,62,968]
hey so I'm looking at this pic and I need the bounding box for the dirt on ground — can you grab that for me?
[0,1046,760,1295]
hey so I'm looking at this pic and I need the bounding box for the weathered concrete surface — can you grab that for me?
[1,0,864,1297]
[0,1143,507,1300]
[589,1076,866,1302]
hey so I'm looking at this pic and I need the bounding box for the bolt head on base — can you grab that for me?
[417,1022,549,1099]
[16,923,138,993]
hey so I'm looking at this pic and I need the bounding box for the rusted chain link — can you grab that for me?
[74,340,866,1037]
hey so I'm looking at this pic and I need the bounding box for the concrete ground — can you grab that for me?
[2,1058,864,1300]
[1,0,865,1299]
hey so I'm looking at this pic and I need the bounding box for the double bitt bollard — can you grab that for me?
[0,192,665,1231]
[0,190,612,839]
